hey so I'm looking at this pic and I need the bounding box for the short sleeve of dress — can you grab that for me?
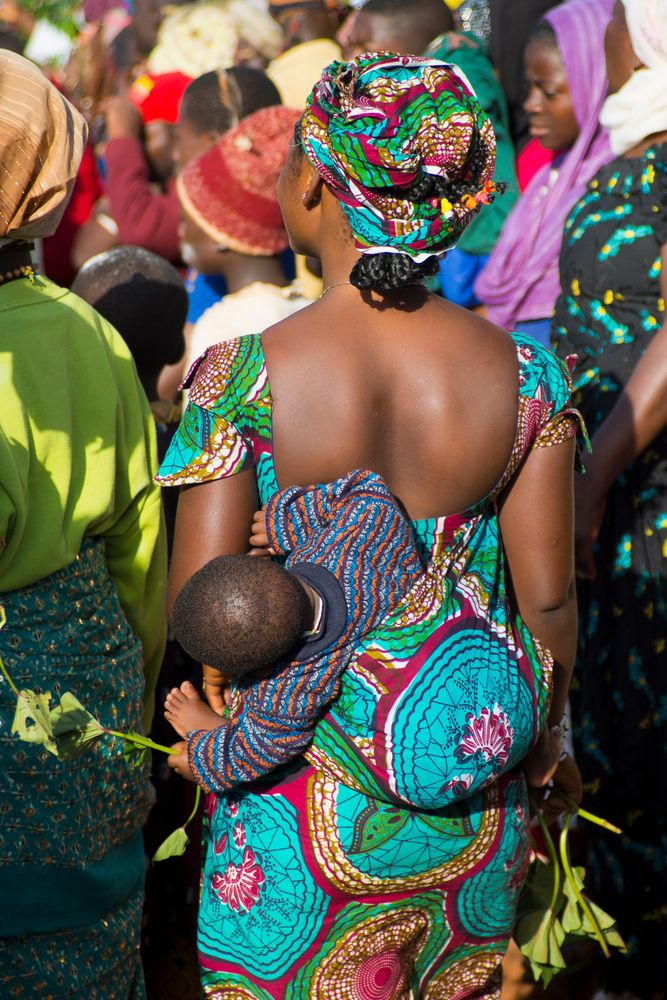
[156,334,270,487]
[513,332,589,459]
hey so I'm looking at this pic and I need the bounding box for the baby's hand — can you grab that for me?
[167,741,197,782]
[202,663,229,716]
[249,505,275,557]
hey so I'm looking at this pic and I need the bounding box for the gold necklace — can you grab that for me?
[0,263,35,286]
[319,280,353,299]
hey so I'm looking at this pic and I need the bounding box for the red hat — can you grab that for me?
[128,72,192,125]
[177,105,301,256]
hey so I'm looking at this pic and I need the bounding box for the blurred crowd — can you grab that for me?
[0,0,665,998]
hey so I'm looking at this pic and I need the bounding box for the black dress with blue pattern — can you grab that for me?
[552,144,667,997]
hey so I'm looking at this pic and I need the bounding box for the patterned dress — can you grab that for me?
[552,144,667,995]
[157,332,579,999]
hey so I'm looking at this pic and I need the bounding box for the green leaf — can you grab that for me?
[530,858,565,911]
[601,925,627,952]
[123,742,149,769]
[561,895,583,934]
[516,909,552,965]
[152,827,189,863]
[12,689,58,755]
[580,896,623,934]
[50,692,105,759]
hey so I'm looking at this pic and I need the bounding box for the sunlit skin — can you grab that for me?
[523,37,579,152]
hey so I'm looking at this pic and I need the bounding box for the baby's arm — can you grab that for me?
[185,643,349,793]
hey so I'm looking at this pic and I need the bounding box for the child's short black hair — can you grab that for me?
[71,246,187,380]
[180,66,281,137]
[171,555,312,679]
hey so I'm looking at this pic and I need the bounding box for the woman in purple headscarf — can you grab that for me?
[474,0,613,344]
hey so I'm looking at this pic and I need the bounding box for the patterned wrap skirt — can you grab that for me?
[0,539,153,999]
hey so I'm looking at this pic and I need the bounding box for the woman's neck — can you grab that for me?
[215,253,288,294]
[624,129,667,159]
[0,241,33,274]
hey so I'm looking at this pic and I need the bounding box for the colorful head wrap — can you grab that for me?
[300,54,497,261]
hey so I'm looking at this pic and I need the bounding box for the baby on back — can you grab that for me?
[164,468,424,791]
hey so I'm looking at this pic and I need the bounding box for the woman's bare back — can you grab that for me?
[262,292,520,521]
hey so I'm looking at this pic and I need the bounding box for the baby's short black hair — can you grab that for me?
[171,555,312,679]
[71,246,187,380]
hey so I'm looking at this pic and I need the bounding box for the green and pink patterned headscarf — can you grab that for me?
[300,53,497,262]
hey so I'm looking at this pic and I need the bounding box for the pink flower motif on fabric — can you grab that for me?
[233,821,246,849]
[211,847,265,913]
[517,344,535,365]
[454,703,515,771]
[213,833,228,855]
[440,774,474,797]
[227,800,238,817]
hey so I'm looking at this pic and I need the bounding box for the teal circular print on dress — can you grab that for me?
[456,773,529,939]
[389,623,533,808]
[333,783,478,878]
[198,793,328,978]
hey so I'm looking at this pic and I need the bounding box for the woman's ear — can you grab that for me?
[301,169,324,208]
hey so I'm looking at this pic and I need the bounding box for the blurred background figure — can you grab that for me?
[487,0,560,160]
[176,104,311,377]
[72,246,187,467]
[73,70,192,268]
[475,0,613,344]
[552,1,667,995]
[155,63,283,401]
[267,0,342,107]
[148,0,282,78]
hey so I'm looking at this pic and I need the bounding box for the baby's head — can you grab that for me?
[171,555,313,679]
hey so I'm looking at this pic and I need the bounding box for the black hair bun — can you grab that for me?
[350,252,439,294]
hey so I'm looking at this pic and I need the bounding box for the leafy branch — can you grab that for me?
[0,607,199,861]
[515,791,626,986]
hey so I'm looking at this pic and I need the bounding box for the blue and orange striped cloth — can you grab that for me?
[187,469,424,793]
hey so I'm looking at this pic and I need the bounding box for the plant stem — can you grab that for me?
[0,609,20,698]
[558,812,611,958]
[106,729,175,756]
[553,789,622,834]
[533,797,562,923]
[184,786,201,828]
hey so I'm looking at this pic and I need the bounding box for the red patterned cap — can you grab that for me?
[177,104,301,256]
[128,72,192,124]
